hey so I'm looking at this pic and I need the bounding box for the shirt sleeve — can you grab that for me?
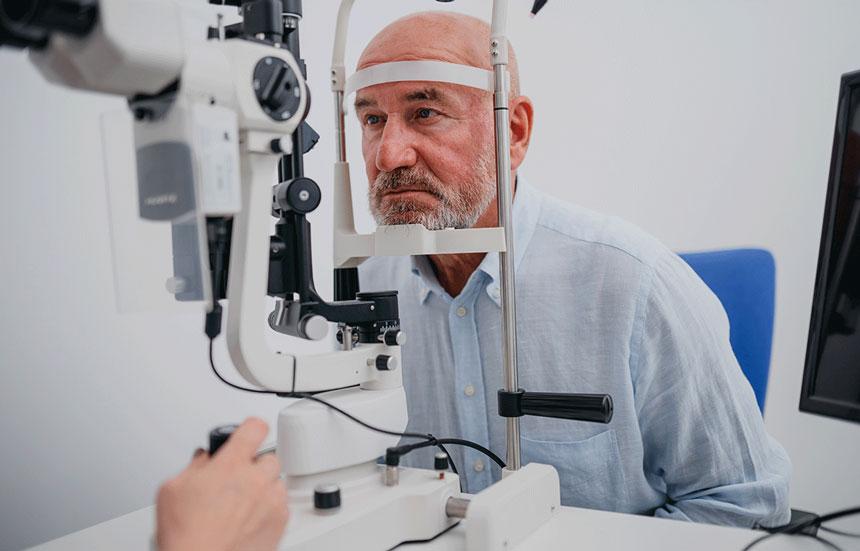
[631,250,791,528]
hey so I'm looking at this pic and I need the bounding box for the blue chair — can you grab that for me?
[678,249,776,414]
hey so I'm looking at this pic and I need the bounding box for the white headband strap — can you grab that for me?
[345,60,494,97]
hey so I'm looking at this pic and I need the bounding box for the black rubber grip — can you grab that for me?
[520,392,613,424]
[209,425,238,454]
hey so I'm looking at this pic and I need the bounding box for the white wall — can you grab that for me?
[1,1,859,549]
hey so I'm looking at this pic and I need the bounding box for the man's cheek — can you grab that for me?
[360,140,376,172]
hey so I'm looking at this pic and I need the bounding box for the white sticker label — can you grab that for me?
[193,104,241,215]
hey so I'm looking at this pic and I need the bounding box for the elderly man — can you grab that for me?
[354,11,791,528]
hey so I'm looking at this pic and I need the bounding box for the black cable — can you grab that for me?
[209,340,273,394]
[209,340,432,439]
[815,507,860,527]
[389,438,505,470]
[208,338,496,477]
[742,507,860,551]
[388,521,461,550]
[291,392,434,442]
[742,532,842,551]
[820,526,860,538]
[289,393,468,488]
[436,438,504,469]
[436,442,458,476]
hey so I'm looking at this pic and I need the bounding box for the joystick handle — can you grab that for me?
[209,424,238,454]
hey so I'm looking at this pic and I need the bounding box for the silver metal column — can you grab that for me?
[445,496,471,519]
[490,0,521,472]
[333,91,347,162]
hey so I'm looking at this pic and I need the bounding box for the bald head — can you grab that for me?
[357,11,520,97]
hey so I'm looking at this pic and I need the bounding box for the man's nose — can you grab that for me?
[375,118,418,173]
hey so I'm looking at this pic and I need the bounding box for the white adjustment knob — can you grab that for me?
[300,315,328,340]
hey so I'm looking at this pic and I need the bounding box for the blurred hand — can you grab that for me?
[155,418,289,551]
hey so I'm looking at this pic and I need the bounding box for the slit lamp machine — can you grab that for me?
[0,0,614,548]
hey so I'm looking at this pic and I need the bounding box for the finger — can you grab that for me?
[213,417,269,465]
[255,452,281,480]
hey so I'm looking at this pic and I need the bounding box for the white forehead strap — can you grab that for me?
[345,60,495,98]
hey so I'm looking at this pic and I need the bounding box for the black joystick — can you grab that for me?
[209,424,238,455]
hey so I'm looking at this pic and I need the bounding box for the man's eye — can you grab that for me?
[416,108,438,120]
[365,114,382,126]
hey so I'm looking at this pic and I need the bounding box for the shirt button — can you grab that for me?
[456,306,467,317]
[464,384,475,397]
[491,287,500,298]
[473,459,485,472]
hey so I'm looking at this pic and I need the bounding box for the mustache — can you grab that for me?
[372,167,446,201]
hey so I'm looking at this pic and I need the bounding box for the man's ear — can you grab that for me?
[509,95,534,172]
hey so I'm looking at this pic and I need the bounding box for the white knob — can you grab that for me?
[300,315,328,341]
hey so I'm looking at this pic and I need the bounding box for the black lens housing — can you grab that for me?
[0,0,97,49]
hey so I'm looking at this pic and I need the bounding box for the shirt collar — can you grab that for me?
[410,176,542,306]
[410,254,442,303]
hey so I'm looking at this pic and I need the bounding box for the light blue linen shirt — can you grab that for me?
[358,180,791,528]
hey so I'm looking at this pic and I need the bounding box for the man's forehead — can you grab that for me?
[356,18,491,72]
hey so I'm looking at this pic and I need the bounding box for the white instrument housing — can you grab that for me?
[278,387,407,477]
[30,0,185,97]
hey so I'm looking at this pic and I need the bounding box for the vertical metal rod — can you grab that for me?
[490,0,521,472]
[334,91,347,163]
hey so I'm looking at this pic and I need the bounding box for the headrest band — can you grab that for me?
[345,60,495,98]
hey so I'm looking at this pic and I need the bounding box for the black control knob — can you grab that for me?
[273,177,321,214]
[314,484,341,511]
[375,354,398,371]
[209,424,238,455]
[434,452,450,471]
[380,329,406,346]
[253,56,302,122]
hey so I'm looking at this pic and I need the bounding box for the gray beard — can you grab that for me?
[376,190,493,230]
[369,151,496,230]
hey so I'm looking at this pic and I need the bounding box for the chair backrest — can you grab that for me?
[678,249,776,414]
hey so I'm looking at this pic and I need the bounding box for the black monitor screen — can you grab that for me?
[801,70,860,424]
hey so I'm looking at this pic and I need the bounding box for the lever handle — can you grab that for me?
[498,390,613,424]
[522,392,613,423]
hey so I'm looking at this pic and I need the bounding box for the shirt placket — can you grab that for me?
[447,277,494,493]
